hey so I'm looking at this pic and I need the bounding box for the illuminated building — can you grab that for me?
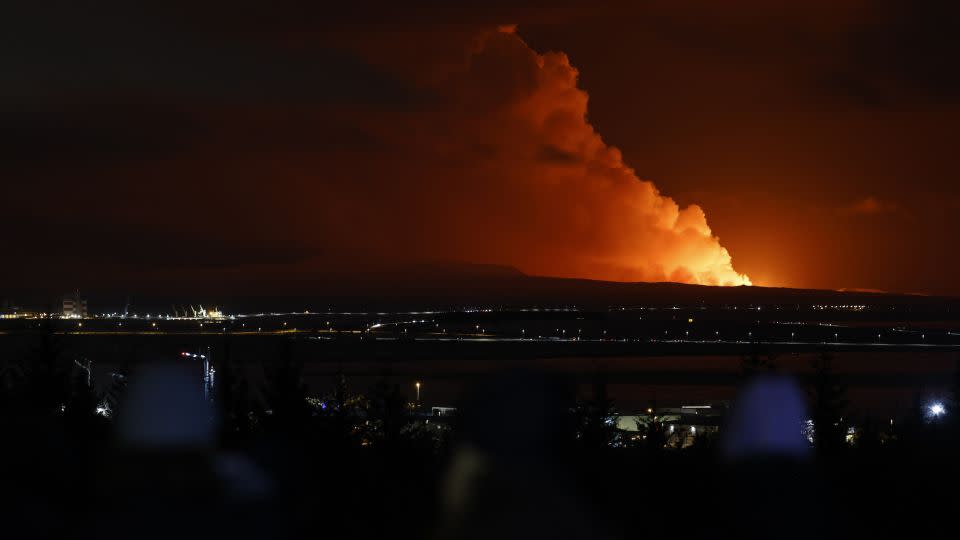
[617,404,725,448]
[62,291,88,318]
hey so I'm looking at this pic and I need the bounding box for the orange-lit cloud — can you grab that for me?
[355,29,752,285]
[3,18,756,294]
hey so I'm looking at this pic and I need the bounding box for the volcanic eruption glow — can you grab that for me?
[403,26,753,286]
[12,23,752,290]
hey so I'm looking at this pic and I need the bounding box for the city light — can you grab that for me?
[929,402,946,417]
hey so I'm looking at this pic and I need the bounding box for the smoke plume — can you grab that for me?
[2,20,752,292]
[347,27,751,285]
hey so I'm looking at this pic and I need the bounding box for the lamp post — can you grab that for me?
[415,381,421,404]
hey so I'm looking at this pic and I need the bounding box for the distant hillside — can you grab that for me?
[232,263,959,312]
[56,261,960,314]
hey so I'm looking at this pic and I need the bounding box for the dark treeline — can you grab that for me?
[2,332,960,539]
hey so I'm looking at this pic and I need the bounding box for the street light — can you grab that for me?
[415,381,421,403]
[929,402,946,417]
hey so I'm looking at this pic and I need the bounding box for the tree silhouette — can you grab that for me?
[855,416,881,453]
[574,374,619,450]
[809,351,848,455]
[20,328,70,417]
[640,414,667,452]
[947,355,960,443]
[366,379,410,450]
[322,368,366,449]
[260,341,311,435]
[216,336,255,443]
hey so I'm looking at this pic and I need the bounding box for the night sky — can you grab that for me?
[5,1,960,299]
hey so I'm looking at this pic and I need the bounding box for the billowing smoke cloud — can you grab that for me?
[339,27,750,285]
[2,18,752,293]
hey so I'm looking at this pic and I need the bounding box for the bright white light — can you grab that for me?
[929,403,946,417]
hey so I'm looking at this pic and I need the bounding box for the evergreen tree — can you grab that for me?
[216,336,255,442]
[855,416,881,453]
[574,375,619,450]
[809,351,848,455]
[947,355,960,442]
[640,414,667,452]
[261,341,311,434]
[20,329,70,417]
[366,380,410,449]
[328,368,362,447]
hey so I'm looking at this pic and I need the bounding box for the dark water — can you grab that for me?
[1,332,956,418]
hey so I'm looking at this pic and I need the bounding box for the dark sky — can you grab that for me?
[4,0,960,301]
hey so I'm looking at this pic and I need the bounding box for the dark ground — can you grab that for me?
[2,325,960,539]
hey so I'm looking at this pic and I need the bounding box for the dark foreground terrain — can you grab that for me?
[3,322,960,539]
